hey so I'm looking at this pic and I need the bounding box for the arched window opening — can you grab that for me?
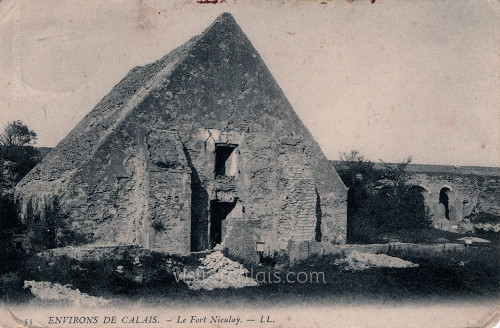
[409,186,428,221]
[439,187,451,219]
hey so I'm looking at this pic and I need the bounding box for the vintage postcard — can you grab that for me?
[0,0,499,327]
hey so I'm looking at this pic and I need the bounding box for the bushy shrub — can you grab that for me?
[0,145,41,183]
[337,151,432,243]
[0,193,26,276]
[15,249,189,300]
[0,230,26,275]
[0,192,18,230]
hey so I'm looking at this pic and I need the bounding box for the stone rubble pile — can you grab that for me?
[24,280,109,307]
[181,251,258,290]
[334,251,419,271]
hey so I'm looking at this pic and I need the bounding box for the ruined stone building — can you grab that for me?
[16,13,348,260]
[332,160,500,234]
[402,164,500,232]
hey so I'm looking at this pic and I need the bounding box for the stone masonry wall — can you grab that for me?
[121,15,348,257]
[146,131,191,253]
[22,123,193,254]
[287,240,467,264]
[58,123,149,247]
[406,172,500,225]
[224,218,262,261]
[148,170,191,253]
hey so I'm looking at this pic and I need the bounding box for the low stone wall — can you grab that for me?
[39,241,470,267]
[288,240,467,264]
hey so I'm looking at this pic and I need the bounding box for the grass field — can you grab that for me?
[1,243,498,307]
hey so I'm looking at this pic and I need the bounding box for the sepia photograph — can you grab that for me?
[0,0,499,327]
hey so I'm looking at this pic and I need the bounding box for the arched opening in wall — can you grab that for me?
[209,200,236,249]
[439,187,452,220]
[409,186,429,224]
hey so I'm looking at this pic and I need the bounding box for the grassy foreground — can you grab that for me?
[0,243,498,307]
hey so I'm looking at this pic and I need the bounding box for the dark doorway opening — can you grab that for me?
[215,144,236,177]
[315,190,322,242]
[439,187,451,219]
[408,186,428,225]
[346,185,367,243]
[209,200,236,248]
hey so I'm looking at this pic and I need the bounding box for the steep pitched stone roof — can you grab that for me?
[17,20,205,190]
[16,13,346,210]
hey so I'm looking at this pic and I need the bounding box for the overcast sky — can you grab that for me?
[1,0,499,167]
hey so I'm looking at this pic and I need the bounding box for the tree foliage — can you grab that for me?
[0,121,41,184]
[0,146,42,184]
[338,150,377,187]
[0,120,37,147]
[0,121,42,237]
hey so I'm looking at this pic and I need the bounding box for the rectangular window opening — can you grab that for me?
[214,144,237,177]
